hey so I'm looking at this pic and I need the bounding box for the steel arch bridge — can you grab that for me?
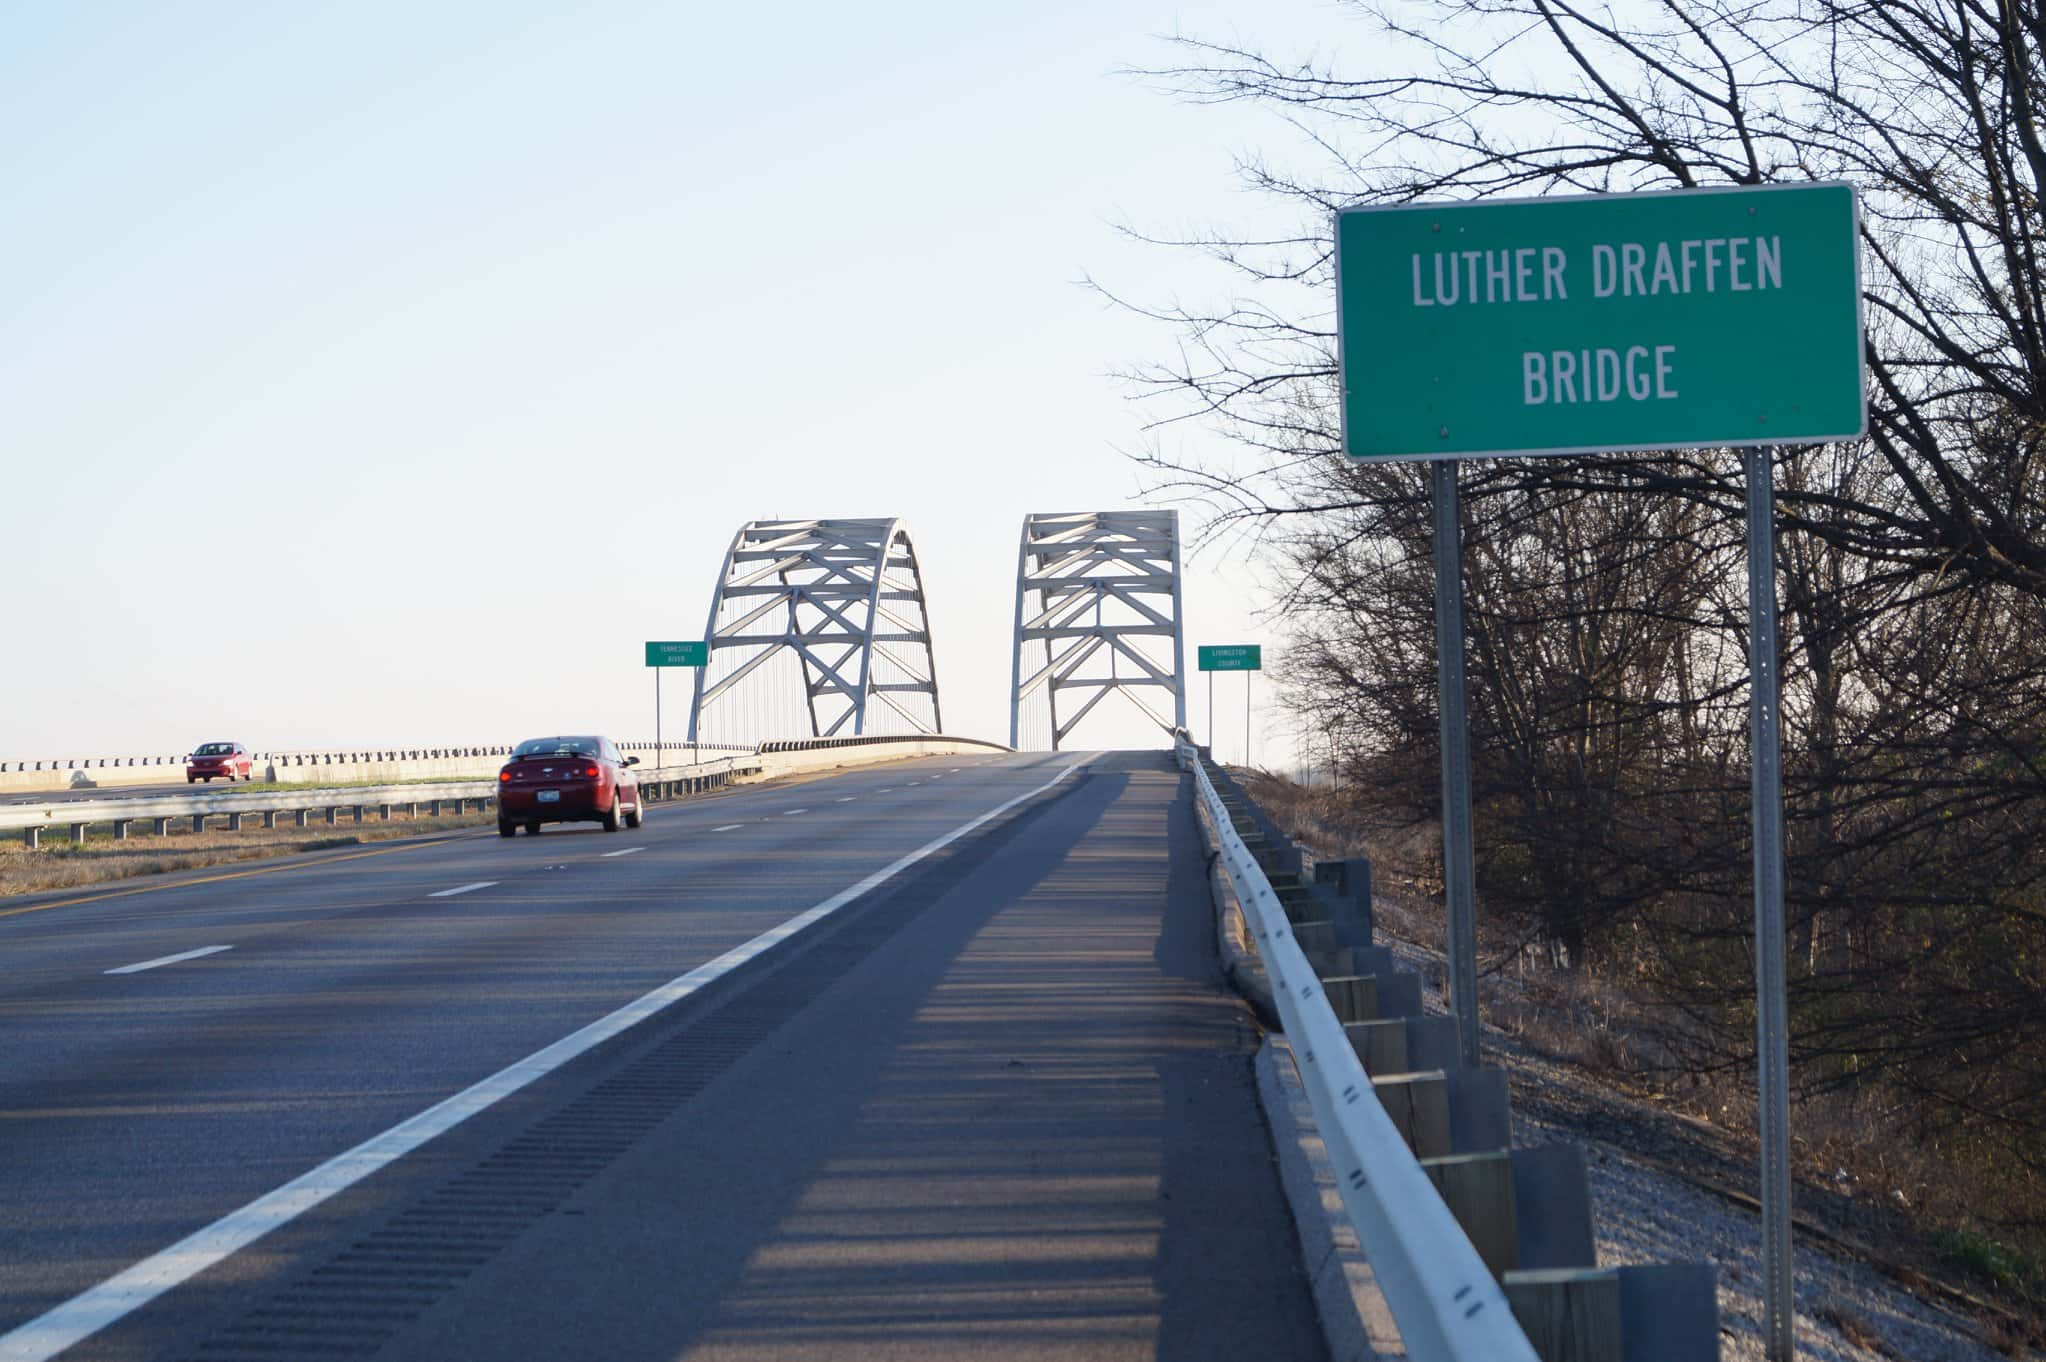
[1008,509,1187,750]
[687,518,944,744]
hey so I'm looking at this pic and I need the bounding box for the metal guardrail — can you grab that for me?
[0,755,763,843]
[0,742,759,777]
[1176,735,1540,1362]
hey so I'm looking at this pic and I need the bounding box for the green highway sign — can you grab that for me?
[1198,644,1262,672]
[1335,182,1865,460]
[644,640,708,667]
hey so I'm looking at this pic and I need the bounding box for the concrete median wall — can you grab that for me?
[749,737,1007,781]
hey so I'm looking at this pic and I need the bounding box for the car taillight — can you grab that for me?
[499,771,511,783]
[585,765,600,778]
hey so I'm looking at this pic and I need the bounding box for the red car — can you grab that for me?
[497,735,642,836]
[187,741,254,783]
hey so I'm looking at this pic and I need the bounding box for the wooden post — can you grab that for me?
[1503,1268,1622,1362]
[1369,1071,1452,1158]
[1321,974,1381,1024]
[1422,1151,1519,1279]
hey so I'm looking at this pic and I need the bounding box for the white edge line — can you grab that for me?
[103,945,233,976]
[427,881,496,898]
[711,824,745,832]
[0,757,1086,1362]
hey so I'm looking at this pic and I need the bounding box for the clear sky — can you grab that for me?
[2,1,1337,766]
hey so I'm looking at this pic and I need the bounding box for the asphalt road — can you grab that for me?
[0,752,1324,1362]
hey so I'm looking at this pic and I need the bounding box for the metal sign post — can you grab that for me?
[1745,447,1794,1361]
[1198,646,1262,764]
[645,642,709,772]
[1432,460,1481,1067]
[1335,183,1866,1362]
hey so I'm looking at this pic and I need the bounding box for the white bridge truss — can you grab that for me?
[1008,510,1187,749]
[688,518,944,742]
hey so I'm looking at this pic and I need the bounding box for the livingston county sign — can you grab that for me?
[1198,644,1262,672]
[1335,182,1865,460]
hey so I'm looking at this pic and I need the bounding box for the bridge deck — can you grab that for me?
[0,752,1325,1361]
[381,751,1325,1361]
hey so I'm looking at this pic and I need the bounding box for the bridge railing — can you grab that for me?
[1175,733,1542,1362]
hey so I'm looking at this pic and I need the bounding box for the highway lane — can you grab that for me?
[0,752,1323,1362]
[0,756,1028,1334]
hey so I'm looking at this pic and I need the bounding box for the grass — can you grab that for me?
[0,809,497,899]
[1939,1229,2044,1302]
[1233,761,2046,1348]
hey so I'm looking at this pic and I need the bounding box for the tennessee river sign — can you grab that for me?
[1335,183,1865,460]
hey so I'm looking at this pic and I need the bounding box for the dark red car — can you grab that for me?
[187,741,253,783]
[497,735,642,836]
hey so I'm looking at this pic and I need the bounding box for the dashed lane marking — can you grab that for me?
[711,824,745,833]
[600,847,644,858]
[428,882,495,899]
[103,945,233,976]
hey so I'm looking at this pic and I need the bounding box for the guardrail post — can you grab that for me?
[1503,1269,1622,1362]
[351,806,364,823]
[294,810,310,828]
[153,818,171,836]
[1509,1145,1597,1270]
[430,799,444,817]
[1422,1151,1519,1279]
[227,813,244,832]
[190,814,206,834]
[377,804,391,821]
[325,807,339,827]
[112,819,130,841]
[262,811,277,830]
[1371,1072,1454,1158]
[68,822,88,845]
[23,827,39,850]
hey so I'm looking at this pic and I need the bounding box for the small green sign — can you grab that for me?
[644,640,708,667]
[1199,644,1262,672]
[1335,182,1864,460]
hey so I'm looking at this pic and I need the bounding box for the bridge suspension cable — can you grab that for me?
[688,518,944,746]
[1008,509,1187,750]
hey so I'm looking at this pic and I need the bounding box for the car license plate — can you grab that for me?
[536,790,561,803]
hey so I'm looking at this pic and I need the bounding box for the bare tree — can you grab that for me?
[1115,0,2046,1216]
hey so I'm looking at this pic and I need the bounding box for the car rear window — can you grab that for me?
[514,737,599,759]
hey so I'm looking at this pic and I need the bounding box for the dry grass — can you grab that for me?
[0,810,496,898]
[1235,762,2046,1346]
